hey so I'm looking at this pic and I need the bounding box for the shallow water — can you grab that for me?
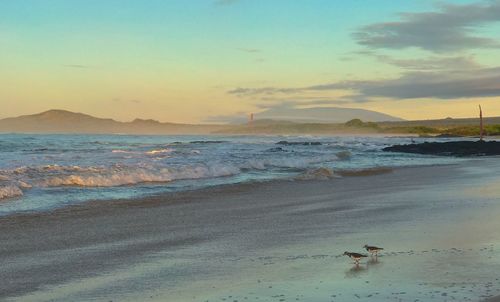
[0,134,467,215]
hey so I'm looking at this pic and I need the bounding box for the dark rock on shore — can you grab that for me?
[277,141,322,146]
[383,140,500,156]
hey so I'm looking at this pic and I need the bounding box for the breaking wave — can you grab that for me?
[0,184,24,200]
[0,163,241,194]
[0,152,343,200]
[112,148,174,155]
[0,146,356,200]
[145,149,174,155]
[0,134,465,213]
[40,165,240,187]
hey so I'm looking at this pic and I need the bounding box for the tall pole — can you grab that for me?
[479,105,484,141]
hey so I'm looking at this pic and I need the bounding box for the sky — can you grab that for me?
[1,0,500,123]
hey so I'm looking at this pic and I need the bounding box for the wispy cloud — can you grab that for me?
[228,66,500,101]
[354,51,482,71]
[228,86,301,96]
[346,68,500,99]
[227,1,500,106]
[353,1,500,52]
[376,55,481,71]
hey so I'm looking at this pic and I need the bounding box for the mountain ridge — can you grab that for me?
[255,106,404,123]
[207,105,404,124]
[0,109,223,134]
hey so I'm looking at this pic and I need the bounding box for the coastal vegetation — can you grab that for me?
[218,118,500,137]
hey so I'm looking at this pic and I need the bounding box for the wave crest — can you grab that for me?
[145,149,173,155]
[3,163,241,189]
[0,184,23,200]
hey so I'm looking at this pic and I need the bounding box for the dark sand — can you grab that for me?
[1,158,500,301]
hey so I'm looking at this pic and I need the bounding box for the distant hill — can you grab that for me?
[0,110,225,134]
[255,106,403,123]
[210,106,403,124]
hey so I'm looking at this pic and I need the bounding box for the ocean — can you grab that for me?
[0,133,465,215]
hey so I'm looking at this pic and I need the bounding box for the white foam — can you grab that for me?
[0,184,23,200]
[112,149,133,153]
[145,149,173,155]
[3,153,339,192]
[32,163,240,188]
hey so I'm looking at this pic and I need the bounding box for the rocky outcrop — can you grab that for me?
[383,140,500,156]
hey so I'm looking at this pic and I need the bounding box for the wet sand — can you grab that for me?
[1,158,500,301]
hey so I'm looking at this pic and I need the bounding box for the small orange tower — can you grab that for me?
[479,105,484,141]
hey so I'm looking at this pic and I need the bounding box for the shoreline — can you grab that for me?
[0,162,462,218]
[1,159,499,301]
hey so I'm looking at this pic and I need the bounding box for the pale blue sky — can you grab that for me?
[0,0,499,122]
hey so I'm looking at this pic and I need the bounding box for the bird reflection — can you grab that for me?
[344,263,368,278]
[367,256,383,267]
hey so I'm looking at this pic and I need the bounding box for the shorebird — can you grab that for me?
[364,245,384,256]
[343,252,367,264]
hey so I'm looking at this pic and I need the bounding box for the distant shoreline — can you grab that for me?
[1,109,499,136]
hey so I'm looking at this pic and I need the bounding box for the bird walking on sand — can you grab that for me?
[343,252,368,264]
[364,245,383,256]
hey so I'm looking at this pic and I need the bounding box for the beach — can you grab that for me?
[1,158,500,301]
[3,0,500,300]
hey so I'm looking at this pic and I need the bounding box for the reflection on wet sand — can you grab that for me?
[345,256,383,278]
[345,264,368,278]
[367,256,383,267]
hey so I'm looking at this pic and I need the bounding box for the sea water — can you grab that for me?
[0,134,466,215]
